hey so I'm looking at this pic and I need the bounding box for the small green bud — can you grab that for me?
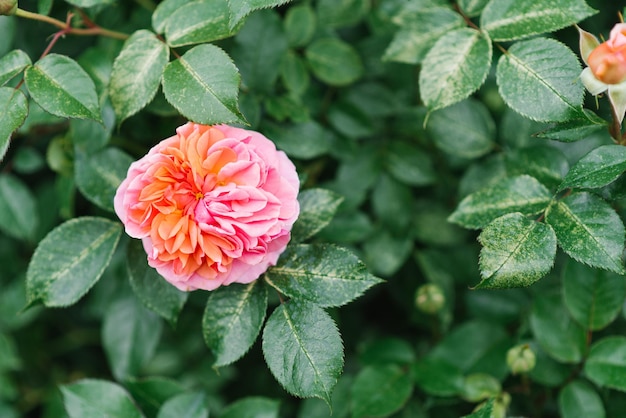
[0,0,17,16]
[415,283,445,314]
[506,344,536,375]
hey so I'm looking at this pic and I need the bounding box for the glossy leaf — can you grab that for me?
[203,281,267,367]
[264,243,383,308]
[25,54,101,122]
[559,380,606,418]
[0,173,38,241]
[477,213,556,288]
[157,392,208,418]
[305,37,363,87]
[109,30,169,123]
[545,192,625,273]
[262,300,343,404]
[26,217,122,307]
[496,38,584,122]
[220,397,280,418]
[351,364,412,418]
[0,87,28,160]
[420,28,492,111]
[127,239,188,326]
[559,145,626,191]
[585,336,626,392]
[291,188,343,243]
[0,50,31,86]
[449,175,552,229]
[228,0,292,29]
[481,0,597,41]
[164,0,233,47]
[535,111,607,142]
[61,379,143,418]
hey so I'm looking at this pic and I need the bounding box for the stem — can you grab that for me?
[609,100,623,143]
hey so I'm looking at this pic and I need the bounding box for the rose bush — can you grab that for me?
[114,123,300,291]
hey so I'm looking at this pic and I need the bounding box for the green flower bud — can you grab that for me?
[506,344,536,375]
[0,0,17,16]
[415,283,445,314]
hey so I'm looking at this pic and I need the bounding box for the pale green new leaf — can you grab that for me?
[262,300,343,404]
[228,0,292,29]
[291,188,343,243]
[420,28,492,111]
[584,336,626,391]
[165,0,233,47]
[496,38,584,122]
[545,192,625,273]
[24,54,102,122]
[449,175,552,229]
[351,365,413,418]
[61,379,143,418]
[162,44,244,124]
[203,281,267,367]
[559,145,626,191]
[0,173,38,241]
[0,50,31,86]
[264,244,383,308]
[0,87,27,161]
[559,380,606,418]
[477,213,556,288]
[26,217,122,307]
[109,30,169,123]
[157,392,208,418]
[481,0,597,42]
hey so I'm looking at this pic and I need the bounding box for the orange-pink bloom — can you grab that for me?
[587,23,626,84]
[114,123,300,291]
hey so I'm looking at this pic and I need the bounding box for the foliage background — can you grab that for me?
[3,0,626,417]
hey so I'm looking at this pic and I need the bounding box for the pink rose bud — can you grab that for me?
[114,123,300,291]
[588,23,626,84]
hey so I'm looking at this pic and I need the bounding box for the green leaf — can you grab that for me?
[220,397,280,418]
[64,0,114,7]
[202,281,267,367]
[504,145,569,190]
[461,399,494,418]
[264,121,332,159]
[157,392,208,418]
[24,54,102,122]
[61,379,143,418]
[164,0,233,47]
[127,239,188,327]
[74,147,133,212]
[305,37,363,87]
[0,173,38,241]
[559,145,626,191]
[0,50,31,86]
[280,51,310,97]
[291,188,343,243]
[535,111,607,142]
[585,336,626,392]
[284,3,316,47]
[359,337,416,366]
[109,30,169,123]
[265,243,383,308]
[449,175,552,229]
[363,230,413,277]
[563,261,626,331]
[458,0,489,16]
[316,0,369,28]
[559,380,606,418]
[372,174,413,232]
[481,0,597,42]
[496,38,584,122]
[0,87,28,160]
[426,98,495,159]
[125,377,184,417]
[262,300,343,404]
[152,0,186,33]
[419,28,492,111]
[461,373,501,402]
[413,358,463,396]
[227,0,292,29]
[477,212,556,288]
[545,192,625,273]
[385,141,435,186]
[26,217,122,307]
[530,291,586,363]
[162,44,244,124]
[102,297,162,381]
[351,364,412,418]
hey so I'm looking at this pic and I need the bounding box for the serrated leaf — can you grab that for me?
[449,175,552,229]
[127,239,188,327]
[228,0,292,30]
[504,145,569,189]
[305,37,363,87]
[545,192,625,273]
[351,364,412,418]
[220,397,280,418]
[203,281,267,367]
[109,30,169,123]
[477,212,556,288]
[481,0,597,42]
[535,111,607,142]
[26,217,121,307]
[102,297,162,381]
[24,54,102,122]
[559,380,606,418]
[61,379,143,418]
[162,44,244,124]
[265,244,383,308]
[563,261,626,331]
[420,28,492,111]
[496,38,584,122]
[164,0,233,47]
[0,50,31,86]
[0,87,28,160]
[262,300,343,404]
[291,189,343,243]
[157,392,208,418]
[0,173,38,241]
[585,336,626,392]
[559,145,626,191]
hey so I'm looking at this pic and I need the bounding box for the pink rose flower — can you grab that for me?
[587,23,626,84]
[114,123,300,291]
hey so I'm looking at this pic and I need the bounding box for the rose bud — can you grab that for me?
[588,23,626,84]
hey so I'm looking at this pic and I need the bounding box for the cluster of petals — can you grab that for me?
[114,123,300,291]
[579,23,626,124]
